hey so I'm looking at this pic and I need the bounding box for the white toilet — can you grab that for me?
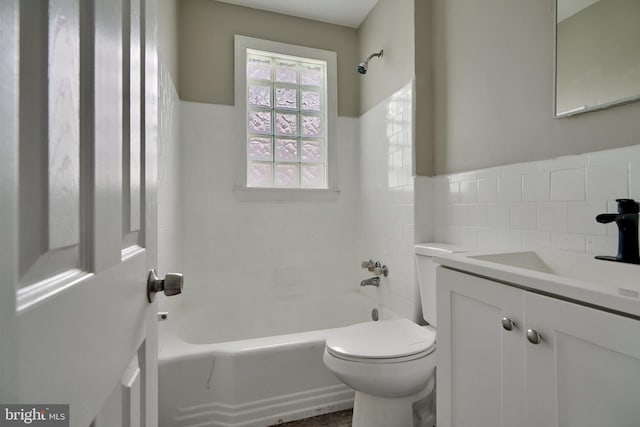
[323,243,466,427]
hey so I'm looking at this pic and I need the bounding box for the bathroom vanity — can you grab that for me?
[434,249,640,427]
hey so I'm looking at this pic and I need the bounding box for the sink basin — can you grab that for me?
[469,249,640,291]
[470,251,555,274]
[434,248,640,317]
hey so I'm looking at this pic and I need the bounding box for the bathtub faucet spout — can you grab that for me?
[360,277,380,287]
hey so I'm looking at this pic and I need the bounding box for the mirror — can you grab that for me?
[555,0,640,117]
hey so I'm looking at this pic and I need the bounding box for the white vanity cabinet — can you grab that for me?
[436,266,640,427]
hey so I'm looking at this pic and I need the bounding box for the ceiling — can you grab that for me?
[216,0,379,28]
[557,0,600,22]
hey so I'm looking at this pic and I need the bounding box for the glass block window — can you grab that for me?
[245,49,327,189]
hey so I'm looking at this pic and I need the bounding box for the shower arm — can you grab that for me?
[364,50,383,63]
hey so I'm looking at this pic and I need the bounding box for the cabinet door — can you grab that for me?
[525,292,640,427]
[437,267,526,427]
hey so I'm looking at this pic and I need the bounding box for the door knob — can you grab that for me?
[147,269,183,302]
[501,317,515,331]
[526,328,542,344]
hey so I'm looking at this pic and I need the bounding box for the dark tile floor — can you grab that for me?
[270,409,353,426]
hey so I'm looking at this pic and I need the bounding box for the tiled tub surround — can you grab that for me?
[359,82,421,320]
[180,102,360,308]
[173,98,359,427]
[426,143,640,255]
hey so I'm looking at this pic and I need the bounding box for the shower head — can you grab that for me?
[356,50,383,75]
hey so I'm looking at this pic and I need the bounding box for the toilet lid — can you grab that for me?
[326,319,436,360]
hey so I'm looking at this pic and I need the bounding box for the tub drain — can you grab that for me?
[371,308,379,321]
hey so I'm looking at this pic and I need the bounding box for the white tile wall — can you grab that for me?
[170,75,638,324]
[359,82,421,320]
[179,102,360,308]
[478,177,498,202]
[587,164,628,200]
[551,169,585,201]
[510,203,536,230]
[522,172,550,201]
[537,202,567,232]
[487,203,510,229]
[459,180,477,203]
[425,144,640,257]
[630,161,640,200]
[498,175,522,202]
[469,203,488,227]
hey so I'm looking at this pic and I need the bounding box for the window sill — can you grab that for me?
[233,187,340,202]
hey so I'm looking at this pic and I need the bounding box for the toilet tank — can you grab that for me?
[415,243,468,326]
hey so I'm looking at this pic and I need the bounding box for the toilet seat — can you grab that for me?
[325,319,436,363]
[326,346,434,363]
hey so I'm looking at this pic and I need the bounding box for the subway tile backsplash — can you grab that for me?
[424,144,640,256]
[550,168,585,201]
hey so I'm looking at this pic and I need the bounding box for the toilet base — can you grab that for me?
[351,376,435,427]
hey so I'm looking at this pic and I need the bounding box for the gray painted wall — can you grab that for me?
[178,0,359,117]
[172,0,640,176]
[432,0,640,175]
[413,0,434,176]
[357,0,415,115]
[358,0,434,175]
[158,0,179,85]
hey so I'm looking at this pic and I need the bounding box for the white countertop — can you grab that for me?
[433,248,640,318]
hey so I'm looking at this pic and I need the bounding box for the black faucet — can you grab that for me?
[595,198,640,264]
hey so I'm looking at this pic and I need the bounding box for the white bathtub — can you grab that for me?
[158,291,387,427]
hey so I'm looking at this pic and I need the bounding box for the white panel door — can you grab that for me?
[0,0,161,425]
[436,267,526,427]
[524,292,640,427]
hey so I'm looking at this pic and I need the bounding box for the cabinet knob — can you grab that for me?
[527,328,542,344]
[501,317,515,331]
